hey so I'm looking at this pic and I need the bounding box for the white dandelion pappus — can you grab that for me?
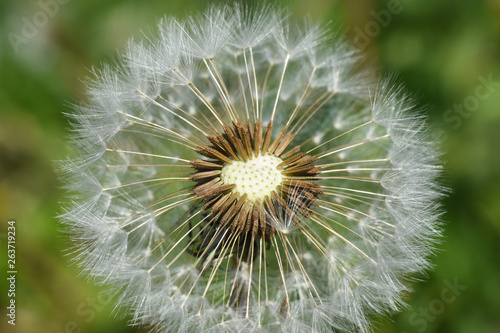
[60,4,443,333]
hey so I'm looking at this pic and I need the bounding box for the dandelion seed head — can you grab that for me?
[59,4,444,333]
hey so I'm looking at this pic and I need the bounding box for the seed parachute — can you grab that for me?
[60,4,443,333]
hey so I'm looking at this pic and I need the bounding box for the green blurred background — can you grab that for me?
[1,0,499,332]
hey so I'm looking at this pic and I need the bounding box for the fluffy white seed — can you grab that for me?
[59,4,443,333]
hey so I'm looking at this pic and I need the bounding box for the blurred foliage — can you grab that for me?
[0,0,499,332]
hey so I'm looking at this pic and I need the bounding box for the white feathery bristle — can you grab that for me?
[59,4,444,333]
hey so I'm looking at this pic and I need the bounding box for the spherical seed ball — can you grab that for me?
[59,4,444,333]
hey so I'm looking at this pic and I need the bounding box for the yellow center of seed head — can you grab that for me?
[220,154,283,203]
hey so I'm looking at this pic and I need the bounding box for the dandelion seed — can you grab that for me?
[60,4,443,332]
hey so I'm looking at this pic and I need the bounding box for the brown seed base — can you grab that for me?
[190,120,322,244]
